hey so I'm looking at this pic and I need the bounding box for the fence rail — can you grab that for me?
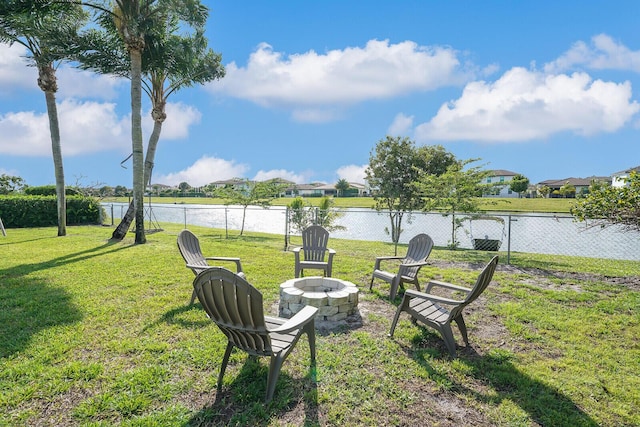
[102,202,640,264]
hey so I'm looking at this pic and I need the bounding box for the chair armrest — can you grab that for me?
[401,260,430,268]
[374,256,404,270]
[328,248,336,254]
[404,289,464,306]
[424,280,471,294]
[204,256,244,273]
[270,305,318,334]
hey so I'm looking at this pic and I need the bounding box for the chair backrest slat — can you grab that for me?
[399,234,434,277]
[302,225,330,262]
[177,229,208,269]
[449,256,499,319]
[194,268,271,355]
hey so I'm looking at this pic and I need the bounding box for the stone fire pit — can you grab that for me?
[279,277,359,322]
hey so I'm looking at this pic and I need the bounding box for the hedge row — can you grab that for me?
[0,195,103,228]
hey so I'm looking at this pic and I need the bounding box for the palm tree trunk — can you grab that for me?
[39,64,66,237]
[130,47,146,244]
[111,119,163,239]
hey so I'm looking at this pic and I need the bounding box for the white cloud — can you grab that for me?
[57,67,124,100]
[253,169,307,184]
[0,43,124,99]
[414,67,640,142]
[387,113,414,136]
[0,99,202,157]
[208,39,470,121]
[0,99,129,156]
[336,164,367,184]
[0,43,38,90]
[142,102,202,139]
[545,34,640,74]
[154,156,249,187]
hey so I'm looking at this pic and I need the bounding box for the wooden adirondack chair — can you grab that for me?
[370,233,434,299]
[293,225,336,278]
[389,255,499,358]
[193,267,318,403]
[177,229,245,304]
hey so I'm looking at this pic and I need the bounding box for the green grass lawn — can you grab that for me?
[1,225,638,426]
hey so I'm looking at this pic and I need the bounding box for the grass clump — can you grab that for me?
[0,224,638,426]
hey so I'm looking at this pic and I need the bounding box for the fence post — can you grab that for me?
[225,207,229,239]
[284,207,289,250]
[507,214,513,265]
[183,207,187,229]
[110,204,114,225]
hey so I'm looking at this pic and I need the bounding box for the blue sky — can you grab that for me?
[1,1,639,188]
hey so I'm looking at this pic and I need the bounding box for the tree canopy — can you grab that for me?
[365,136,456,252]
[509,174,530,198]
[415,158,489,248]
[571,172,640,232]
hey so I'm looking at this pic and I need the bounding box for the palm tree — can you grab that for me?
[0,1,87,237]
[77,0,209,243]
[76,7,223,239]
[335,179,350,197]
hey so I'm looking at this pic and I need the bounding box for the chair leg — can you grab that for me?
[266,355,285,403]
[389,276,401,300]
[439,324,458,358]
[388,294,410,337]
[453,315,469,346]
[218,341,234,392]
[304,322,316,364]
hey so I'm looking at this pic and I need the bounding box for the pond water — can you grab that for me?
[103,202,640,261]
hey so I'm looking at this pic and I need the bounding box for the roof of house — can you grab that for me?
[488,169,520,177]
[538,176,611,187]
[612,165,640,176]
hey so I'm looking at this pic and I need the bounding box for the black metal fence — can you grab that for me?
[102,203,640,264]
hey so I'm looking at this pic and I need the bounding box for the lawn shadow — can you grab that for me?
[143,304,210,332]
[0,276,81,358]
[400,330,599,426]
[186,355,319,426]
[0,240,133,358]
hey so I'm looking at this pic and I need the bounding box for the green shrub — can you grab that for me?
[0,195,103,228]
[24,185,81,196]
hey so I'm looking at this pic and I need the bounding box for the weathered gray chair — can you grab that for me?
[177,229,245,305]
[370,233,434,299]
[389,255,499,358]
[193,267,318,403]
[293,225,336,278]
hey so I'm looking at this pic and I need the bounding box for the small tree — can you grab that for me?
[510,174,529,198]
[571,172,640,232]
[0,174,26,194]
[366,136,456,254]
[559,182,576,198]
[178,182,191,194]
[537,185,551,198]
[335,179,350,197]
[315,196,345,231]
[288,196,312,233]
[416,158,489,249]
[217,180,285,236]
